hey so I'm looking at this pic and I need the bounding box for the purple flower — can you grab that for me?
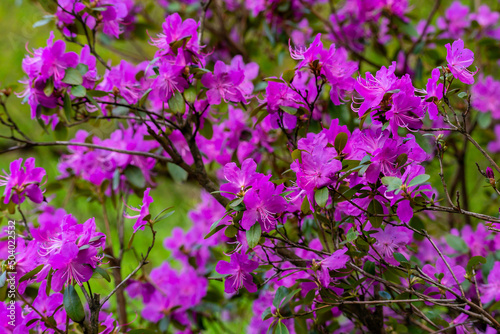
[445,39,478,85]
[423,257,465,298]
[150,13,200,56]
[372,225,411,265]
[152,58,189,103]
[386,91,424,136]
[488,125,500,153]
[424,68,444,120]
[0,158,45,204]
[201,61,247,105]
[486,167,495,179]
[481,262,500,304]
[125,188,153,233]
[48,242,96,292]
[220,159,264,197]
[354,62,398,116]
[436,1,470,39]
[21,281,66,332]
[471,75,500,118]
[318,248,349,287]
[241,180,287,232]
[216,252,259,293]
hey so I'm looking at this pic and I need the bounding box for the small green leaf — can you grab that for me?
[76,63,89,76]
[379,291,392,300]
[301,196,311,214]
[334,132,348,154]
[367,200,384,228]
[44,78,54,97]
[124,165,146,188]
[169,92,185,114]
[381,176,402,192]
[314,187,329,208]
[457,91,467,99]
[282,69,295,84]
[273,286,289,309]
[200,118,213,139]
[94,267,111,282]
[62,68,83,85]
[224,225,238,238]
[275,321,290,334]
[393,252,409,264]
[71,85,87,98]
[63,285,85,323]
[466,256,486,276]
[279,105,298,115]
[445,234,469,253]
[246,223,262,249]
[408,174,430,187]
[63,93,73,120]
[262,307,273,320]
[167,163,188,183]
[19,265,44,283]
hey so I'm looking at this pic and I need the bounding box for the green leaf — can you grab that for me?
[393,252,409,264]
[395,153,408,168]
[367,200,384,228]
[466,256,486,276]
[344,228,359,243]
[314,187,329,208]
[87,90,109,97]
[381,176,402,192]
[63,93,73,121]
[138,88,152,107]
[457,92,467,99]
[445,234,469,253]
[280,288,301,308]
[62,68,83,86]
[63,285,85,323]
[167,163,188,183]
[44,78,54,97]
[478,112,492,129]
[204,214,230,239]
[279,105,298,115]
[379,291,392,300]
[246,223,262,249]
[124,165,146,188]
[76,64,89,76]
[282,69,295,84]
[275,321,290,334]
[153,208,175,224]
[262,307,273,320]
[200,118,213,139]
[273,286,289,309]
[363,261,376,275]
[94,267,111,282]
[408,174,430,187]
[19,265,44,283]
[71,85,87,98]
[224,225,238,238]
[334,132,348,154]
[301,196,311,214]
[291,149,302,163]
[169,92,185,114]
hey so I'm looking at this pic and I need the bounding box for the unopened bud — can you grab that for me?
[486,167,495,179]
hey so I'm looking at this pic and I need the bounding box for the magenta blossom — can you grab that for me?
[201,61,248,105]
[125,188,154,233]
[241,180,287,232]
[318,248,350,287]
[445,39,478,85]
[0,157,45,205]
[216,252,259,293]
[481,262,500,304]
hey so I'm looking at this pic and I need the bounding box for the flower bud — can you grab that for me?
[486,167,495,179]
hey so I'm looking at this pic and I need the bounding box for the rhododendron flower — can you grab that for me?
[241,180,287,231]
[221,159,265,196]
[150,13,200,56]
[481,262,500,304]
[48,242,96,292]
[318,248,350,287]
[216,252,259,293]
[0,157,45,204]
[372,225,411,265]
[201,61,247,105]
[354,62,398,116]
[125,188,154,233]
[385,91,424,136]
[436,1,470,39]
[471,75,500,118]
[152,59,189,102]
[445,39,478,85]
[424,68,444,119]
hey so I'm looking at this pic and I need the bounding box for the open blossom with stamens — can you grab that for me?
[0,157,45,205]
[201,61,248,105]
[241,180,287,232]
[220,159,266,198]
[372,225,411,265]
[385,91,424,136]
[152,57,189,103]
[216,252,259,293]
[445,39,478,84]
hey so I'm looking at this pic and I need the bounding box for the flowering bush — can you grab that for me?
[3,0,500,333]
